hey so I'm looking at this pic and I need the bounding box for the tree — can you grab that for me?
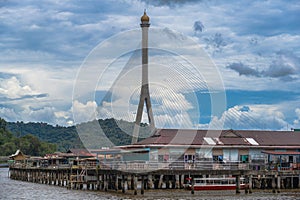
[0,118,57,156]
[0,118,7,131]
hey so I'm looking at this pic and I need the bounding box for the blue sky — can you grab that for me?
[0,0,300,130]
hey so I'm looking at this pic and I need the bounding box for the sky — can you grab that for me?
[1,0,300,131]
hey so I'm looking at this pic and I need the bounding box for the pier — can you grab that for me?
[9,159,300,195]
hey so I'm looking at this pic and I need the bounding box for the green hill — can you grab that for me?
[0,118,56,156]
[5,118,151,153]
[6,121,83,152]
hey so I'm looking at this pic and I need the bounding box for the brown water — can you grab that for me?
[1,168,300,200]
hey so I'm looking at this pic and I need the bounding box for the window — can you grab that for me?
[213,155,223,163]
[197,148,212,160]
[158,155,164,162]
[158,154,169,162]
[240,155,249,163]
[163,154,169,162]
[184,154,195,163]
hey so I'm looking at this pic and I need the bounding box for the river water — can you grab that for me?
[1,168,300,200]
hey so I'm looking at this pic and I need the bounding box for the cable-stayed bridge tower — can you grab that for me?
[131,11,155,144]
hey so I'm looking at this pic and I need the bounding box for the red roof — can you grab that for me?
[262,151,300,155]
[135,129,300,147]
[67,149,95,157]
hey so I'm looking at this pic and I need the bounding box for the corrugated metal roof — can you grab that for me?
[136,129,300,147]
[67,148,94,157]
[262,150,300,155]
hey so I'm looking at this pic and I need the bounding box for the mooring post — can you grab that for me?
[175,175,180,189]
[101,174,104,190]
[104,174,108,192]
[191,175,195,194]
[58,171,61,186]
[245,176,249,194]
[115,175,118,191]
[180,174,185,188]
[66,172,69,188]
[48,171,52,185]
[236,175,241,194]
[96,172,100,190]
[272,176,276,193]
[158,174,164,189]
[54,171,57,185]
[165,175,170,189]
[147,174,153,189]
[127,175,131,190]
[141,175,145,195]
[277,175,281,193]
[131,175,135,190]
[249,174,253,193]
[122,175,125,193]
[95,168,98,190]
[134,175,138,195]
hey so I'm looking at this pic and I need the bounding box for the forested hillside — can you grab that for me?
[6,118,151,153]
[0,118,56,156]
[7,121,84,152]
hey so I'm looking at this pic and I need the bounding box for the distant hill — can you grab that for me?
[7,121,83,152]
[0,118,56,156]
[6,118,151,152]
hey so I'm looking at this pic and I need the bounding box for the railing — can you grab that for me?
[98,161,251,171]
[10,160,300,172]
[10,163,71,169]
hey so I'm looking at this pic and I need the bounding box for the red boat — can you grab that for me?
[185,177,246,191]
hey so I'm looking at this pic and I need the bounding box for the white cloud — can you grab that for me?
[54,111,71,120]
[155,112,193,128]
[209,105,289,130]
[0,66,77,126]
[0,76,39,99]
[0,103,73,126]
[226,51,300,80]
[0,0,299,130]
[72,100,97,123]
[0,107,19,122]
[294,108,300,125]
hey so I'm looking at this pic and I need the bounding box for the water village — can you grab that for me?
[7,11,300,196]
[8,128,300,195]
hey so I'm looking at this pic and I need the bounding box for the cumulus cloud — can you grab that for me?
[0,76,48,99]
[0,104,72,126]
[72,100,97,123]
[96,88,195,129]
[294,108,300,125]
[155,112,193,128]
[226,62,261,77]
[0,68,75,126]
[262,51,300,80]
[26,106,56,122]
[227,51,300,81]
[1,0,300,129]
[0,107,19,122]
[209,105,288,130]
